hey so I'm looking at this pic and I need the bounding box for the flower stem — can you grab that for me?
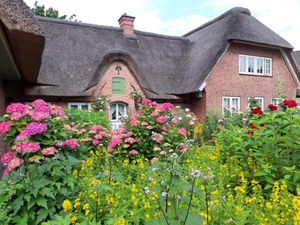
[157,197,170,225]
[183,177,196,225]
[204,179,209,225]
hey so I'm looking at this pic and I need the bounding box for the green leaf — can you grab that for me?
[36,197,48,209]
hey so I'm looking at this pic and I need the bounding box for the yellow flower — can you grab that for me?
[106,194,115,205]
[74,198,80,209]
[70,215,77,224]
[62,199,72,212]
[83,203,90,216]
[114,217,126,225]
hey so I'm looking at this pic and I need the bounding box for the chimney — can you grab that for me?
[118,13,135,35]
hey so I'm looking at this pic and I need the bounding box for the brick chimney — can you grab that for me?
[118,13,135,35]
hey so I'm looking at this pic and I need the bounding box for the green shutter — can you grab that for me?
[112,77,125,94]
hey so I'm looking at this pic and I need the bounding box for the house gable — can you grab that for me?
[203,42,298,113]
[94,61,145,115]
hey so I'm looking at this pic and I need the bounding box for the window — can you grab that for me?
[272,98,282,106]
[239,55,272,76]
[222,97,240,114]
[112,77,125,94]
[68,102,91,110]
[109,102,128,129]
[248,97,264,110]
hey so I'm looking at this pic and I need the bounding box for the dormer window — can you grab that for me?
[239,55,272,76]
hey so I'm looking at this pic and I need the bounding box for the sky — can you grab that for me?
[24,0,300,50]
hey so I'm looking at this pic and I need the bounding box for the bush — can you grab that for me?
[66,108,110,130]
[216,101,300,193]
[107,99,197,160]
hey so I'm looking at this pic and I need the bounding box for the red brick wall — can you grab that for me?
[94,61,145,116]
[195,43,299,115]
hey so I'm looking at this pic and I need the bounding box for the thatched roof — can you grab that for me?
[26,7,294,98]
[0,0,44,83]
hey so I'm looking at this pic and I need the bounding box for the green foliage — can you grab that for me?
[31,1,79,21]
[0,155,79,225]
[92,96,110,113]
[66,108,110,130]
[217,106,300,193]
[202,111,243,143]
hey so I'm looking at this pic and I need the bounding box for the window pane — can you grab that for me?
[110,104,117,120]
[265,59,271,75]
[239,55,246,73]
[81,104,89,110]
[248,57,254,73]
[223,98,230,113]
[231,98,239,113]
[256,58,264,74]
[70,105,78,109]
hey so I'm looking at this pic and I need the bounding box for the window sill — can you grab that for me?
[239,72,272,77]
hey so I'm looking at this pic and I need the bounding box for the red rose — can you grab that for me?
[281,99,297,108]
[268,104,277,111]
[247,131,254,136]
[249,124,259,130]
[252,107,263,115]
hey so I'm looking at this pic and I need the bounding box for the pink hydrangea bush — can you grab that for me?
[108,99,197,160]
[0,99,83,174]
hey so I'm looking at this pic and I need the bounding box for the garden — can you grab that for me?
[0,98,299,225]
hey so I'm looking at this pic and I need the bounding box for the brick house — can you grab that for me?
[1,3,300,127]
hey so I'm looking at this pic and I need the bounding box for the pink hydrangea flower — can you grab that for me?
[31,105,51,121]
[31,99,48,107]
[6,103,30,121]
[13,141,41,153]
[125,137,137,144]
[160,103,174,112]
[50,105,65,117]
[129,150,138,155]
[151,133,164,143]
[130,118,138,126]
[89,125,104,134]
[7,157,24,172]
[0,152,15,165]
[6,103,27,114]
[0,121,10,137]
[178,128,187,136]
[92,139,100,146]
[108,136,123,152]
[142,99,152,105]
[64,139,79,149]
[141,121,149,126]
[156,116,167,124]
[41,147,58,156]
[150,111,159,117]
[17,122,48,139]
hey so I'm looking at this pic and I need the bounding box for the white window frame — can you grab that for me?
[248,97,264,111]
[68,102,91,111]
[239,54,272,76]
[222,96,240,114]
[109,102,128,130]
[271,98,282,106]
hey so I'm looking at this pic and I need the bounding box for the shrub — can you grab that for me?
[107,99,196,160]
[216,100,300,193]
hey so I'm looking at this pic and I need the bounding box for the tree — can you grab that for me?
[31,1,79,21]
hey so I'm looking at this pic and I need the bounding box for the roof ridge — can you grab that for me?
[135,30,189,41]
[36,16,121,31]
[37,16,189,41]
[183,7,251,37]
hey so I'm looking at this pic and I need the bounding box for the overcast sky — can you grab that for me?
[24,0,300,50]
